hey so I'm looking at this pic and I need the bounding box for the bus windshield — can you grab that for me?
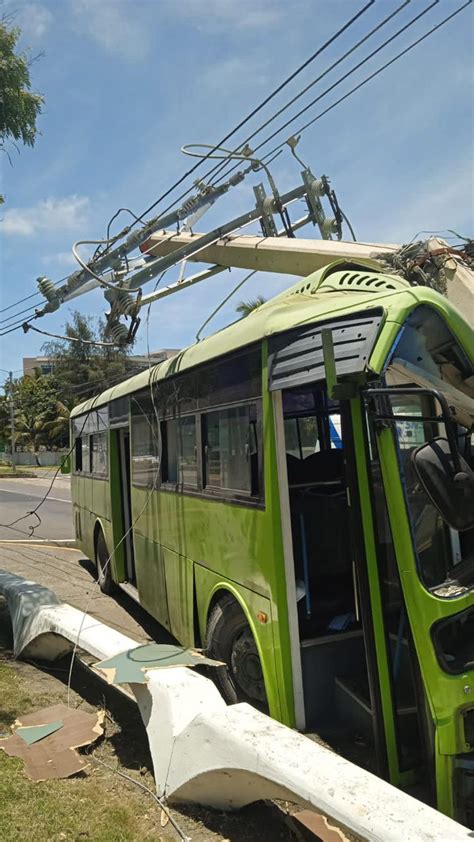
[384,305,474,594]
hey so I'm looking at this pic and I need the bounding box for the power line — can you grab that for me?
[212,0,442,186]
[0,314,37,337]
[215,0,472,187]
[0,274,68,317]
[24,323,119,347]
[109,1,375,232]
[208,0,411,185]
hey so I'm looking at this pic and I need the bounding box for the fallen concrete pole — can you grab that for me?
[0,570,470,842]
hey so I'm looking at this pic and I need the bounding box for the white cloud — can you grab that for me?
[72,0,151,61]
[2,195,90,237]
[41,250,78,268]
[167,0,283,32]
[16,4,53,40]
[198,55,269,92]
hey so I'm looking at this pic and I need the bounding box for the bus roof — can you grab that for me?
[71,261,471,418]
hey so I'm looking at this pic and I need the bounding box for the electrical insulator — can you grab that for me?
[37,277,58,302]
[108,321,129,344]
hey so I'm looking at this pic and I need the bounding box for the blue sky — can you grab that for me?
[1,0,473,380]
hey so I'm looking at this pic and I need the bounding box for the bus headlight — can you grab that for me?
[431,606,474,675]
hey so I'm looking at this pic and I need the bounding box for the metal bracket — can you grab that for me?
[253,183,278,237]
[301,170,333,241]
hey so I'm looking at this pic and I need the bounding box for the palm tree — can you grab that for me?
[43,400,71,447]
[14,410,48,466]
[235,296,267,318]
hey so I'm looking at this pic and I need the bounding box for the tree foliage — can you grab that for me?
[0,17,44,202]
[41,311,135,407]
[235,296,267,318]
[1,313,135,455]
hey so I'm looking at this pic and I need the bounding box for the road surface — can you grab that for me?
[0,475,73,541]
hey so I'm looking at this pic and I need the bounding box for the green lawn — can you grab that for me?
[0,659,169,842]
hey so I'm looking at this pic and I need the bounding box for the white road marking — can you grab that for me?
[0,488,71,503]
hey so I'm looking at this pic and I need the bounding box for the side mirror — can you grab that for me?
[412,437,474,532]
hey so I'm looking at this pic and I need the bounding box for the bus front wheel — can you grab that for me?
[95,529,115,595]
[206,594,268,711]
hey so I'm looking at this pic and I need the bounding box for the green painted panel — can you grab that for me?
[163,547,194,647]
[134,533,169,631]
[95,643,221,685]
[17,720,63,745]
[376,426,474,815]
[351,399,401,786]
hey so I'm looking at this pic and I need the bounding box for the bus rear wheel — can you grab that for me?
[206,594,268,711]
[95,528,115,595]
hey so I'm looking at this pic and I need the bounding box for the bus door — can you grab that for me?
[276,382,391,777]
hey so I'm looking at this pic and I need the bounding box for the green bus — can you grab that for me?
[71,260,474,825]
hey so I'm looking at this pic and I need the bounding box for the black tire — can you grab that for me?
[206,594,268,711]
[95,529,115,595]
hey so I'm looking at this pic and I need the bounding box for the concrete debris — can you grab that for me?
[0,703,104,781]
[1,570,471,841]
[292,809,350,841]
[95,643,223,685]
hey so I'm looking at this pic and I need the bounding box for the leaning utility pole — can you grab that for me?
[9,371,15,471]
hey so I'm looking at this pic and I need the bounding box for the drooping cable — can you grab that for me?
[195,270,257,342]
[23,323,120,347]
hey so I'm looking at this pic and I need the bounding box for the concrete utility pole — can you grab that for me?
[9,371,15,471]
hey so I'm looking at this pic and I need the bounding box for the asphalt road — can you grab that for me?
[0,476,73,541]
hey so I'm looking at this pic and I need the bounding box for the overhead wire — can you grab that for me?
[208,0,412,185]
[211,0,441,185]
[195,270,257,342]
[0,274,69,317]
[101,1,376,236]
[213,0,471,187]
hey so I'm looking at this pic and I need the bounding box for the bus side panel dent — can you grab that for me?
[194,564,284,724]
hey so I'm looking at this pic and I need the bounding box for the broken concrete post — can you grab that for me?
[0,569,471,842]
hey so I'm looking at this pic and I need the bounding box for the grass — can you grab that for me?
[0,659,169,842]
[0,466,35,478]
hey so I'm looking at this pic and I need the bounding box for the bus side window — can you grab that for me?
[75,438,82,472]
[162,417,198,487]
[91,431,108,476]
[203,404,259,497]
[81,436,91,473]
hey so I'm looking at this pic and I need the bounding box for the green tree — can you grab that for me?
[0,17,44,202]
[14,408,48,465]
[235,296,267,318]
[42,399,71,446]
[41,310,135,406]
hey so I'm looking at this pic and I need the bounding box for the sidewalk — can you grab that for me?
[0,543,168,645]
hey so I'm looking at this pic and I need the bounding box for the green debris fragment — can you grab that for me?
[17,720,64,745]
[95,643,223,685]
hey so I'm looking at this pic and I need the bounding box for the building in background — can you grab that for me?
[22,349,179,378]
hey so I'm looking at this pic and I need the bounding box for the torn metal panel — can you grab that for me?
[95,643,223,685]
[0,704,104,781]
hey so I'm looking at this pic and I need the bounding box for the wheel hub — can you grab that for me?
[230,629,265,702]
